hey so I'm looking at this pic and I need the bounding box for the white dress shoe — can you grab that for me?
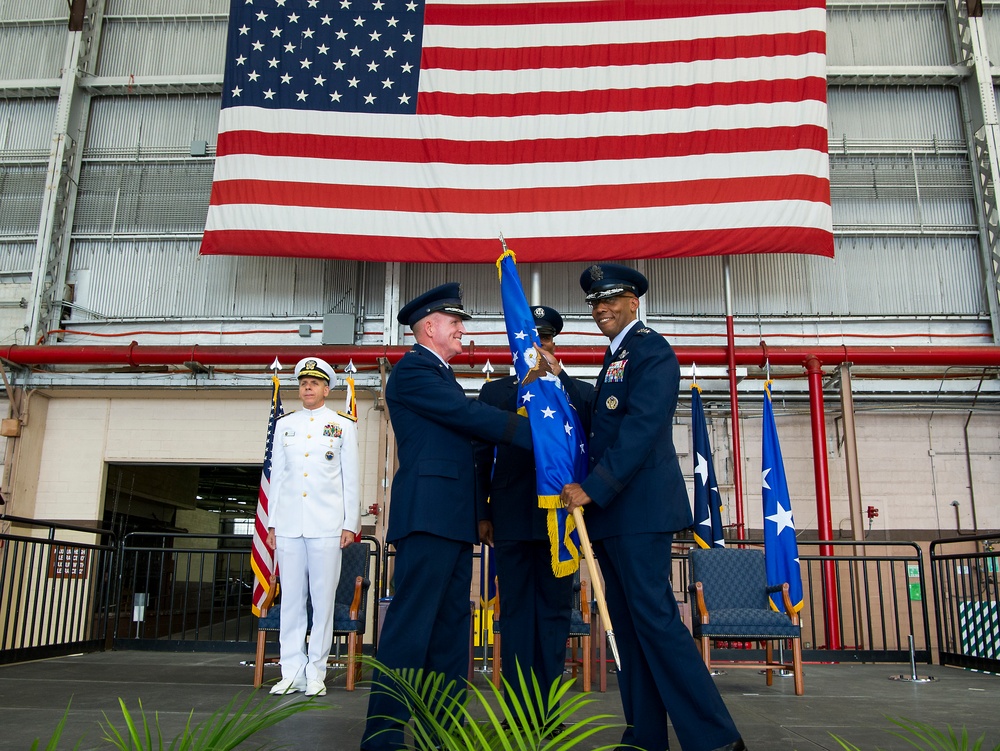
[304,680,327,697]
[269,677,307,695]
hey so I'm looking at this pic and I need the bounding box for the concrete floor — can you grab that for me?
[1,650,998,750]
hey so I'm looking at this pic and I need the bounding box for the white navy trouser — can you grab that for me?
[275,535,343,684]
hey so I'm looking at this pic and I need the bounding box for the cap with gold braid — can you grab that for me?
[294,356,333,384]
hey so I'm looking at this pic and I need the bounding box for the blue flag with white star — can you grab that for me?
[762,382,804,612]
[496,249,585,577]
[691,385,726,549]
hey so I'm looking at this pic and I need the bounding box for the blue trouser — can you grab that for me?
[596,533,741,751]
[494,539,574,710]
[362,533,472,751]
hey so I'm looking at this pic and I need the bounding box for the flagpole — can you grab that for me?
[723,256,746,540]
[572,508,621,672]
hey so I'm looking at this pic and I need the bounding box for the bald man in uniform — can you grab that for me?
[362,283,535,751]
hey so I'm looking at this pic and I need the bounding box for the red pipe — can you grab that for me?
[725,317,746,540]
[3,343,1000,368]
[806,356,841,650]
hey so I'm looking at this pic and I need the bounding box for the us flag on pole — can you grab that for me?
[251,374,283,617]
[202,0,832,263]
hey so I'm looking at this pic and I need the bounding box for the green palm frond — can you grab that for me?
[99,691,326,751]
[830,717,1000,751]
[362,655,623,751]
[31,701,82,751]
[885,717,996,751]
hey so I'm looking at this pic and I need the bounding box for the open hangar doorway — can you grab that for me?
[104,463,264,646]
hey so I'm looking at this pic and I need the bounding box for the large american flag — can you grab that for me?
[202,0,832,262]
[251,374,283,617]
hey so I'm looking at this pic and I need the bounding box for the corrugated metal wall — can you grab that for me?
[96,12,226,78]
[827,3,952,67]
[67,241,360,320]
[1,2,996,336]
[0,2,67,80]
[0,99,57,242]
[84,96,220,153]
[0,243,34,275]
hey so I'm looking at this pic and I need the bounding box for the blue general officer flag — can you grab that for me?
[762,381,804,612]
[691,384,726,549]
[496,249,584,577]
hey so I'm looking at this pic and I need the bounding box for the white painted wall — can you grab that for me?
[25,390,381,526]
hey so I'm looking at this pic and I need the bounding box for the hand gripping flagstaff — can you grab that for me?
[572,507,622,672]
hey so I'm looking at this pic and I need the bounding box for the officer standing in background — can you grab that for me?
[266,357,361,697]
[475,305,592,711]
[362,283,535,751]
[560,264,746,751]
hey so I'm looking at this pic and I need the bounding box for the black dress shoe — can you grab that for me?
[711,739,746,751]
[542,722,568,740]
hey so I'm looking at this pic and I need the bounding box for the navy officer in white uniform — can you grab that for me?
[266,356,361,697]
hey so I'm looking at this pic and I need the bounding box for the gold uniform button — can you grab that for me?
[304,453,309,457]
[303,473,308,477]
[302,492,307,497]
[307,434,312,438]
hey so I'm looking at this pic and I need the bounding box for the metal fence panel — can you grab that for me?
[0,516,116,664]
[930,533,1000,673]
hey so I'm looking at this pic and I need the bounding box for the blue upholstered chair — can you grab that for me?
[688,547,804,695]
[253,539,373,691]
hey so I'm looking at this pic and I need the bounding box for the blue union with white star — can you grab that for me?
[497,250,585,576]
[222,0,425,114]
[762,382,804,612]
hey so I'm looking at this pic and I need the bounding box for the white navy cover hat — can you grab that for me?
[294,356,334,384]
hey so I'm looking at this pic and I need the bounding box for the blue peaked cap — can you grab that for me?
[531,305,564,335]
[579,263,649,302]
[398,282,473,327]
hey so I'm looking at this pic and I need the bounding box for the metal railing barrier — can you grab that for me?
[929,532,1000,673]
[0,514,117,664]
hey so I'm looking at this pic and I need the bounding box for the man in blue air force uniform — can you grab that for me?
[362,283,534,751]
[475,306,593,712]
[560,264,746,751]
[266,356,360,697]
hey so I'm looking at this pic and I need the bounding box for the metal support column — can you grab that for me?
[948,0,1000,341]
[806,356,841,650]
[723,259,745,538]
[25,0,105,345]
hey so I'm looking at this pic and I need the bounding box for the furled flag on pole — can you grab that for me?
[202,0,832,263]
[691,382,726,549]
[497,246,585,576]
[251,372,283,617]
[344,359,358,420]
[761,381,804,612]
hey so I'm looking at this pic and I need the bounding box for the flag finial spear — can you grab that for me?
[269,357,282,373]
[345,359,358,374]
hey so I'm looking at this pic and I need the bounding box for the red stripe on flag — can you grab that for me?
[422,32,827,71]
[417,78,828,117]
[424,0,823,26]
[216,125,829,164]
[202,226,835,262]
[208,175,832,214]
